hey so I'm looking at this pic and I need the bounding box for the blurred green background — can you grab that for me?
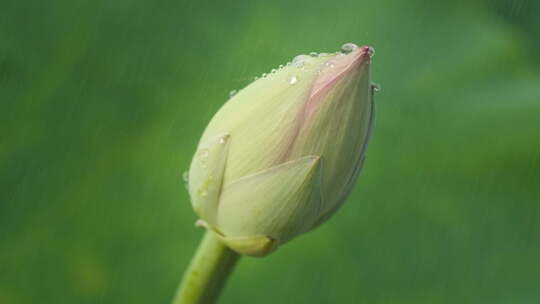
[1,0,539,303]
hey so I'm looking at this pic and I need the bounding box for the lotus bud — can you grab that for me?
[187,43,376,257]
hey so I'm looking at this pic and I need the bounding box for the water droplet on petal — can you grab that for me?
[292,55,309,67]
[229,90,237,98]
[254,76,259,80]
[262,73,267,78]
[367,47,375,57]
[341,42,358,54]
[218,135,228,144]
[309,52,318,57]
[279,64,284,69]
[198,149,209,168]
[289,75,298,84]
[271,69,277,74]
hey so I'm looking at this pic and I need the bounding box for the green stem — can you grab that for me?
[173,230,240,304]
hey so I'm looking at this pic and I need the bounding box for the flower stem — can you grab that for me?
[173,230,240,304]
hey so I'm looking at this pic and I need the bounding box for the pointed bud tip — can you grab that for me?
[343,45,374,67]
[307,45,373,109]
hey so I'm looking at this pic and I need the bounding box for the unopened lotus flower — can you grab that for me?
[187,43,376,257]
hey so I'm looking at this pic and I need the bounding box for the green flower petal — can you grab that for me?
[217,155,323,246]
[188,133,231,225]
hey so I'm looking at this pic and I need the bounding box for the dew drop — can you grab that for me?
[229,90,237,98]
[324,62,335,68]
[262,73,267,78]
[198,189,208,197]
[309,52,318,57]
[289,75,298,84]
[254,76,259,80]
[318,52,330,57]
[341,42,358,54]
[182,171,189,189]
[198,149,209,168]
[279,64,284,69]
[271,69,277,74]
[219,136,228,144]
[371,83,381,92]
[367,46,375,57]
[292,55,309,67]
